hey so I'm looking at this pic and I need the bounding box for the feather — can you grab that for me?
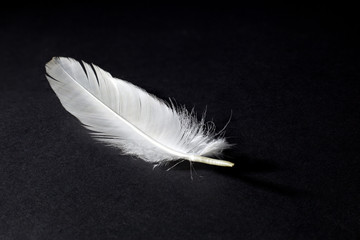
[45,57,234,167]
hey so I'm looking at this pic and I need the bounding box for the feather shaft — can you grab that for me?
[190,156,234,167]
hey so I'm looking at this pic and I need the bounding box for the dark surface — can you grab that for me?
[1,5,359,240]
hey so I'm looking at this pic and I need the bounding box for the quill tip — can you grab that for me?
[190,156,234,167]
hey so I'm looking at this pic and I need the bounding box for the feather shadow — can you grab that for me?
[166,150,308,197]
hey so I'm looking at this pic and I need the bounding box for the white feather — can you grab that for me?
[46,57,234,167]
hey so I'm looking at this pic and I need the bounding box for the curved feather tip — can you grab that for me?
[46,57,234,167]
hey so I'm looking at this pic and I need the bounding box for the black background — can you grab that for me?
[1,3,359,240]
